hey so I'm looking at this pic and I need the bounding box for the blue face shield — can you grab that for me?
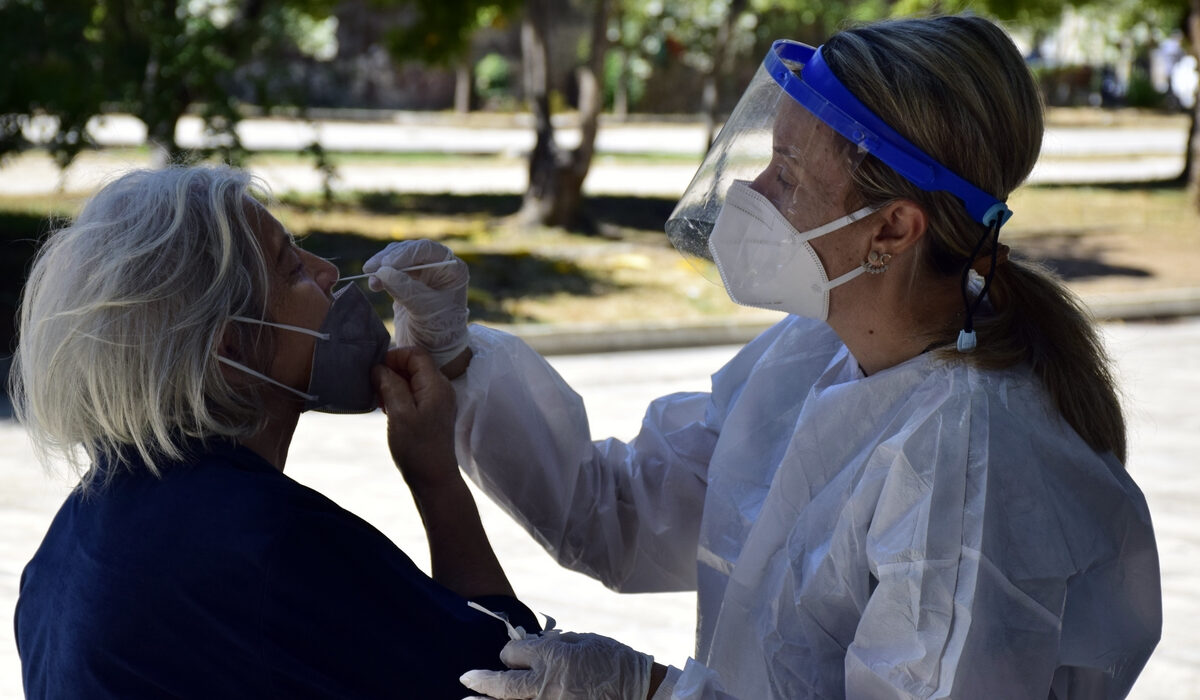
[666,39,1012,348]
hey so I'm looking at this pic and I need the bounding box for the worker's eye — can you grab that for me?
[775,164,797,190]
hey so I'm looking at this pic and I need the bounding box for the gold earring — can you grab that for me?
[862,250,892,274]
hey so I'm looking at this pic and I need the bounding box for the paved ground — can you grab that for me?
[1,317,1197,698]
[0,112,1190,197]
[18,112,1190,157]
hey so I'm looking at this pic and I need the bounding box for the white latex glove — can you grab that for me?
[362,240,470,367]
[460,629,653,700]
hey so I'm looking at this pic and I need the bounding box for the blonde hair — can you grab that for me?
[823,15,1126,462]
[10,166,277,484]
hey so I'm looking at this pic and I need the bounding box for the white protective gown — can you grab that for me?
[452,316,1161,699]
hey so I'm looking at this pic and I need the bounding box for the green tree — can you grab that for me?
[0,0,340,168]
[1125,0,1200,198]
[615,0,898,152]
[382,0,613,229]
[517,0,613,227]
[615,0,756,150]
[376,0,522,112]
[895,0,1198,200]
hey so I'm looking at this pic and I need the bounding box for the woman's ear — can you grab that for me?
[217,323,242,362]
[872,199,928,256]
[216,323,246,383]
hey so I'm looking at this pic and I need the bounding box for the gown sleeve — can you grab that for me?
[451,324,722,593]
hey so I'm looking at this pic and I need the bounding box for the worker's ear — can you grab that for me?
[869,199,927,257]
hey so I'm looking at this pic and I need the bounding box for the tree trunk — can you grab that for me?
[556,0,611,227]
[519,0,612,229]
[454,58,473,114]
[144,90,189,167]
[701,0,748,154]
[701,79,718,154]
[613,48,629,121]
[518,0,559,226]
[1187,0,1200,205]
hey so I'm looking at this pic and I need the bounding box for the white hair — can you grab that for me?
[10,166,277,485]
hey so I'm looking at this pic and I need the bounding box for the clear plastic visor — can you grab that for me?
[666,60,867,281]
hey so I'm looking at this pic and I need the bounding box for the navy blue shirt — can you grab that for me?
[15,440,538,699]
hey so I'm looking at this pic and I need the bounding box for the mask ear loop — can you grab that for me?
[217,316,330,401]
[216,355,318,402]
[956,215,1004,352]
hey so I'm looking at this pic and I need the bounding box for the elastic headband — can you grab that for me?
[763,39,1012,229]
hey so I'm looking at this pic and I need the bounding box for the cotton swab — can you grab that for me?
[339,259,457,281]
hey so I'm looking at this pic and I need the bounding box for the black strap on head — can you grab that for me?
[956,216,1004,352]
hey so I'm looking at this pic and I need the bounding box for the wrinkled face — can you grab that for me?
[249,200,339,396]
[750,99,860,233]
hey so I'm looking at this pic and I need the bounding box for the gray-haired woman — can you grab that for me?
[11,165,536,698]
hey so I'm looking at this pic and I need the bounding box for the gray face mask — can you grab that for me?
[218,283,390,413]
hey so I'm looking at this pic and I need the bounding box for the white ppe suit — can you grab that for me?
[452,316,1161,699]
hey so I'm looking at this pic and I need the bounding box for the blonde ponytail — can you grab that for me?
[957,260,1126,462]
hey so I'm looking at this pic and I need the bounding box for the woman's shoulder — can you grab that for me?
[876,358,1125,496]
[873,360,1150,571]
[72,440,388,563]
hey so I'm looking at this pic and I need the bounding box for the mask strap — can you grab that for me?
[229,315,331,341]
[215,355,317,402]
[803,206,876,292]
[822,264,867,291]
[956,217,1004,352]
[795,206,876,242]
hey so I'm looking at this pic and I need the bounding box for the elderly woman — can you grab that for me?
[11,166,535,698]
[366,14,1161,700]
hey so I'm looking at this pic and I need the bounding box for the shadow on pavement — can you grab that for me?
[1037,256,1152,281]
[296,230,617,324]
[291,192,679,234]
[357,192,522,218]
[1035,178,1187,192]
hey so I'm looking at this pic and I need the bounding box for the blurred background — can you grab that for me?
[2,0,1199,359]
[1,0,1198,698]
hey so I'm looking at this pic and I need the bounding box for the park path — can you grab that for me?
[0,113,1189,197]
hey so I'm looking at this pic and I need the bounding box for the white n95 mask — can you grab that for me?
[218,283,390,413]
[708,180,874,320]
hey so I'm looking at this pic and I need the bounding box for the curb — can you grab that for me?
[494,288,1200,356]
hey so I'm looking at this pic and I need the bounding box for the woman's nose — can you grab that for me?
[307,253,339,293]
[749,171,768,196]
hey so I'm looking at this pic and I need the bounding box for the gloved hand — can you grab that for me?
[459,629,653,700]
[362,240,470,367]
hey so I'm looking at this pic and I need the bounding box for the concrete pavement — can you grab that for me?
[0,112,1190,198]
[19,112,1189,157]
[1,317,1197,698]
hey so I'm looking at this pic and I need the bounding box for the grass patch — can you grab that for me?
[2,182,1196,358]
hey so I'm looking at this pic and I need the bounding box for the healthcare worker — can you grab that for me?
[366,14,1161,700]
